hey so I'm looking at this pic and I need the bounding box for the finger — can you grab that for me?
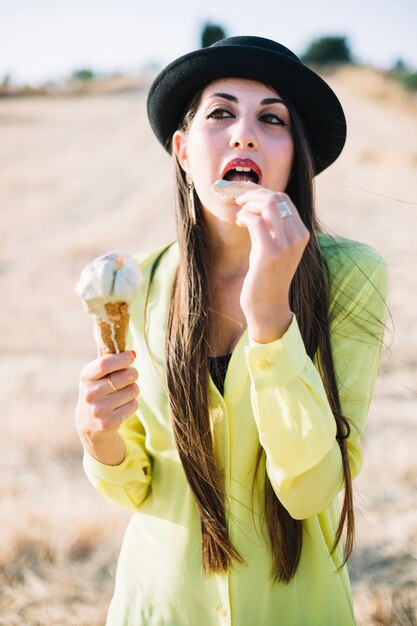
[236,210,277,252]
[236,190,295,225]
[82,350,136,383]
[235,187,270,210]
[264,207,309,255]
[274,193,309,231]
[253,193,303,240]
[236,188,309,248]
[111,399,139,425]
[94,398,139,431]
[237,189,295,216]
[236,193,285,236]
[87,367,138,401]
[273,194,310,245]
[102,366,139,396]
[107,382,140,411]
[261,202,286,241]
[261,194,296,236]
[83,365,139,404]
[93,382,140,419]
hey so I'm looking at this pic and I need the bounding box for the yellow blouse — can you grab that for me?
[83,232,388,626]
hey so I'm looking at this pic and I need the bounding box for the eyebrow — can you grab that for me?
[208,92,286,106]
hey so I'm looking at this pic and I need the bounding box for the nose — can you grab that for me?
[229,116,258,151]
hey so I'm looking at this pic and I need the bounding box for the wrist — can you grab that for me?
[247,308,293,344]
[81,430,126,466]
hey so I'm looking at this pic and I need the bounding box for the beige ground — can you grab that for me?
[0,66,416,625]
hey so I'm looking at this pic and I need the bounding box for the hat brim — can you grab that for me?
[147,45,346,175]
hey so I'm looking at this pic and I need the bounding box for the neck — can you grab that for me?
[204,213,251,279]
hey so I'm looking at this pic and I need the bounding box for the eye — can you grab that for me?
[260,113,288,126]
[205,107,234,120]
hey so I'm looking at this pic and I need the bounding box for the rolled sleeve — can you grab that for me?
[83,438,152,510]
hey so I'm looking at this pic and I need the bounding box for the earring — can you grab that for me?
[186,173,197,225]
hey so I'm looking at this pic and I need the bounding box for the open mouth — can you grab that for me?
[223,167,260,184]
[221,159,262,185]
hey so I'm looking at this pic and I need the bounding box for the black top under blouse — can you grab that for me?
[209,353,232,396]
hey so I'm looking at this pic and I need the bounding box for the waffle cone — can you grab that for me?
[95,302,130,355]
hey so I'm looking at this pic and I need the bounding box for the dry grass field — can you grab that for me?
[1,66,416,625]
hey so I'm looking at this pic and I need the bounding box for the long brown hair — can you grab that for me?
[162,87,356,581]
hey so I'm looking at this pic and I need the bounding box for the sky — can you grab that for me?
[1,0,416,85]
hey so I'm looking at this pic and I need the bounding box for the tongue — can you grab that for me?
[225,171,256,183]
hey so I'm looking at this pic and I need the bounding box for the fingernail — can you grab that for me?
[131,350,136,359]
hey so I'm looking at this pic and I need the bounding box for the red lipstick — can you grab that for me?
[221,158,262,184]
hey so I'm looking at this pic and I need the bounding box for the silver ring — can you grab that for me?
[277,199,292,219]
[107,374,118,392]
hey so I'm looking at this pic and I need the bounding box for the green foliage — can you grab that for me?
[201,22,227,48]
[390,59,417,92]
[391,58,408,74]
[302,36,352,65]
[398,72,417,91]
[71,68,95,81]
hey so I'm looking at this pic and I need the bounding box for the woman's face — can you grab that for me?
[173,77,294,225]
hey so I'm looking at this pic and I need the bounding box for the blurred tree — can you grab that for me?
[71,68,95,81]
[1,73,11,88]
[389,58,417,91]
[201,22,227,48]
[391,58,409,74]
[398,71,417,91]
[302,36,353,65]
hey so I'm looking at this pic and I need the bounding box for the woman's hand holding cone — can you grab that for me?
[75,350,139,466]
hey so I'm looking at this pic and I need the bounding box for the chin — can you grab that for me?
[201,203,238,226]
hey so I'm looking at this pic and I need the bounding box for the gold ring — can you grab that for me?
[107,374,118,392]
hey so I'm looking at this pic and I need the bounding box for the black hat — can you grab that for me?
[147,36,347,175]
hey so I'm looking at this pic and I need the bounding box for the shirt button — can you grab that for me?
[216,607,227,617]
[212,405,224,422]
[258,359,271,370]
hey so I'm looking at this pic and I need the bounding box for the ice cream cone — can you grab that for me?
[95,301,130,355]
[75,251,141,355]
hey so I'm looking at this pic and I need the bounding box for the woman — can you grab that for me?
[75,36,388,625]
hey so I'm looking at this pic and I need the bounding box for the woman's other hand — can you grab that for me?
[235,188,310,343]
[75,350,139,465]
